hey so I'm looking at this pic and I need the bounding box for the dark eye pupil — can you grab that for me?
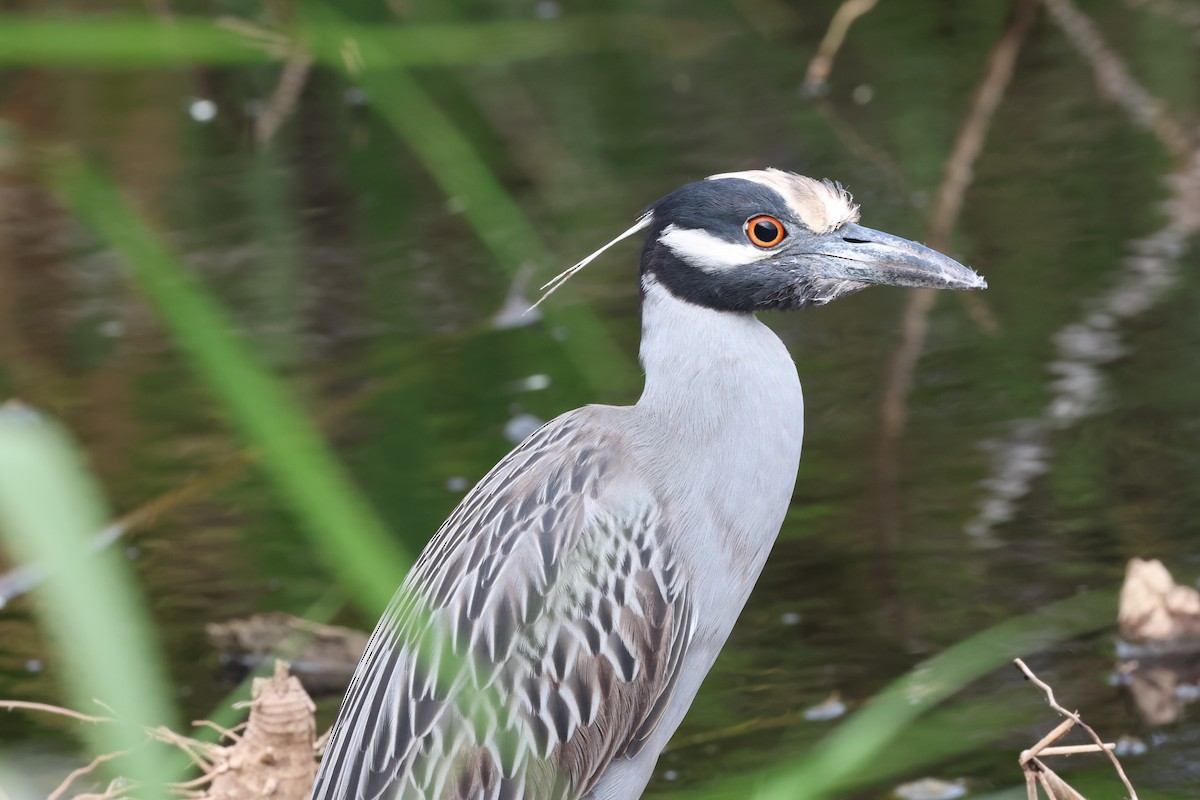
[754,220,778,241]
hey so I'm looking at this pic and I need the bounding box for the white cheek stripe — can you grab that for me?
[659,224,767,272]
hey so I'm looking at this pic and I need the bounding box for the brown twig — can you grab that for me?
[795,7,905,200]
[0,699,112,724]
[48,750,132,800]
[1024,717,1077,761]
[925,0,1040,253]
[1039,744,1118,756]
[803,0,880,93]
[255,49,315,146]
[75,784,130,800]
[1025,770,1040,799]
[1033,765,1088,800]
[151,725,219,772]
[881,0,1035,435]
[190,719,245,742]
[1015,658,1140,799]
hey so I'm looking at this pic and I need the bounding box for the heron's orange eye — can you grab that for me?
[746,215,786,248]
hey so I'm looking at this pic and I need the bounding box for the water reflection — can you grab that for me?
[968,148,1200,540]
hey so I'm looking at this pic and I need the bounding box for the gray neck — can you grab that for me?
[630,277,804,586]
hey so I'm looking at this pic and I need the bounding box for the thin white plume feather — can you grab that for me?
[528,212,654,312]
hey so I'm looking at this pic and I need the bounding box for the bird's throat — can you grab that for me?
[635,277,803,439]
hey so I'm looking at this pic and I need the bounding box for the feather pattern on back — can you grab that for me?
[312,408,696,800]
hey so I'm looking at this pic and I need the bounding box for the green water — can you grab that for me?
[1,0,1199,797]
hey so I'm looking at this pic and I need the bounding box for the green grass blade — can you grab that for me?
[663,589,1114,799]
[45,154,408,613]
[0,16,269,67]
[0,14,713,69]
[0,406,176,796]
[775,590,1112,799]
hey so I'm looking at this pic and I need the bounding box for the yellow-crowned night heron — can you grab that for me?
[312,169,986,800]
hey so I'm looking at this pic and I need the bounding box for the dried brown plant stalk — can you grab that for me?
[3,661,319,800]
[250,1,314,148]
[255,50,315,146]
[1014,658,1139,800]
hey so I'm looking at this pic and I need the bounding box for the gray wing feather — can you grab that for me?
[312,410,695,800]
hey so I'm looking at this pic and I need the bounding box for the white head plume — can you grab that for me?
[528,212,654,311]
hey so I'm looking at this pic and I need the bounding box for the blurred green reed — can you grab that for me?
[49,154,410,614]
[0,14,711,69]
[0,409,176,798]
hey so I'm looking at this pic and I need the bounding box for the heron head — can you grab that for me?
[636,168,986,311]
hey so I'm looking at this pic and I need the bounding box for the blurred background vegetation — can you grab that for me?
[0,0,1198,797]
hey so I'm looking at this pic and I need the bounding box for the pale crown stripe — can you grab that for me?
[706,168,859,233]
